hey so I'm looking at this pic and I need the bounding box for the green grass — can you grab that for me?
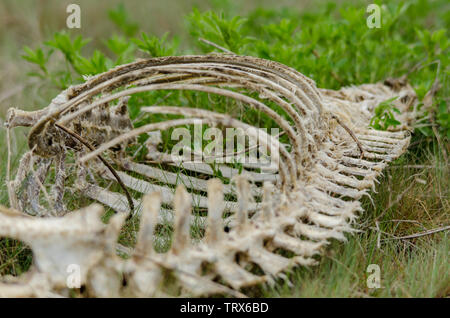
[264,148,449,297]
[264,232,448,297]
[0,0,449,297]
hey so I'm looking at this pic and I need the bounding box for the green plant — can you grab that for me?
[187,8,253,54]
[435,101,450,139]
[132,32,178,57]
[370,97,401,130]
[20,0,449,145]
[108,3,139,37]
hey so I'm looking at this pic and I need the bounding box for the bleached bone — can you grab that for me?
[120,159,264,196]
[160,154,280,182]
[2,55,415,297]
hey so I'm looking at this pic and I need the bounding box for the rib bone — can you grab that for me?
[1,54,415,297]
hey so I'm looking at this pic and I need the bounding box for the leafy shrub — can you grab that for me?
[370,97,401,130]
[21,1,449,144]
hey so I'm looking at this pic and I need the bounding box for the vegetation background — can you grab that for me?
[0,0,448,297]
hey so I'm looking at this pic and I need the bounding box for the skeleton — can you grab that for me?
[1,55,416,297]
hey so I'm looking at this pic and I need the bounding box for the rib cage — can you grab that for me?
[1,55,416,297]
